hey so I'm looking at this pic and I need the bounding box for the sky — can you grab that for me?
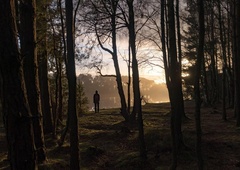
[76,36,166,84]
[76,49,166,84]
[74,0,191,85]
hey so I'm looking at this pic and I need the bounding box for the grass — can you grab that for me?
[1,101,240,169]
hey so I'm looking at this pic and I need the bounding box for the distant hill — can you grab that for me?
[77,74,169,109]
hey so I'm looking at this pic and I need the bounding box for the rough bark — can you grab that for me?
[20,0,46,162]
[0,0,37,168]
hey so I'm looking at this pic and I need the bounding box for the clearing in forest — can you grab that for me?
[0,101,240,169]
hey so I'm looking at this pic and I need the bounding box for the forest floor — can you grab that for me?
[1,100,240,169]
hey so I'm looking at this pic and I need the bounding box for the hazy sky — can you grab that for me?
[76,37,166,84]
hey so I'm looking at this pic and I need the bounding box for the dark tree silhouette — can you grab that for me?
[164,0,185,168]
[37,0,54,135]
[20,0,46,162]
[176,0,186,119]
[0,0,37,168]
[127,0,147,159]
[81,0,129,121]
[217,0,227,120]
[235,0,240,126]
[65,0,80,168]
[194,0,204,169]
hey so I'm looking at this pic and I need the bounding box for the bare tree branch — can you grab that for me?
[94,64,116,77]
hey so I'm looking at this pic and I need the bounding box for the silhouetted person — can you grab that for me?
[93,90,100,113]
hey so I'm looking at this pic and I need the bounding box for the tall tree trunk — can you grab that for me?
[167,0,184,169]
[227,2,234,107]
[127,0,147,159]
[58,61,63,122]
[176,0,186,119]
[65,0,80,168]
[209,0,217,104]
[161,0,169,87]
[38,49,54,134]
[53,54,59,138]
[0,0,37,168]
[58,0,67,121]
[50,16,64,138]
[201,56,209,104]
[231,0,238,118]
[194,0,204,169]
[128,38,131,114]
[95,0,129,121]
[111,1,129,121]
[235,0,240,126]
[222,67,227,120]
[58,0,70,145]
[20,0,46,162]
[217,1,227,120]
[112,39,129,120]
[37,0,54,134]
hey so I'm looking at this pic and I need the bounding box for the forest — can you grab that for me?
[0,0,240,169]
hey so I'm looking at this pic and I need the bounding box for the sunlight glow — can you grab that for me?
[182,73,189,77]
[76,36,166,85]
[140,66,166,84]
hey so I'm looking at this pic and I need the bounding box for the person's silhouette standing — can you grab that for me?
[93,90,100,113]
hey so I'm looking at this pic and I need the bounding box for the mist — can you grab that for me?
[78,74,169,109]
